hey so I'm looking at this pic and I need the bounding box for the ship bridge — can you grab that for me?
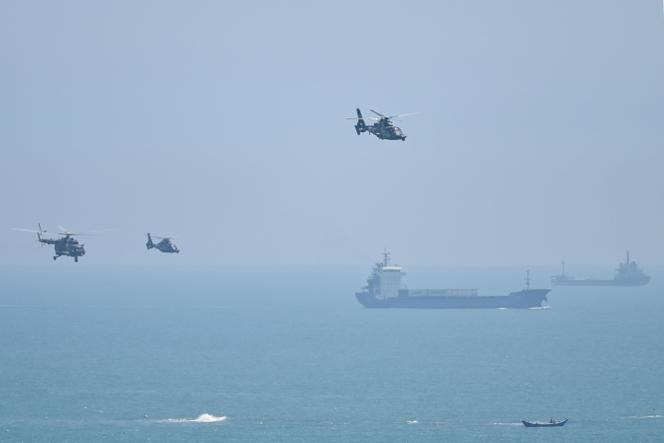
[378,265,403,299]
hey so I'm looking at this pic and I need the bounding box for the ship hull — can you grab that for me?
[552,277,650,287]
[522,419,568,427]
[355,289,549,309]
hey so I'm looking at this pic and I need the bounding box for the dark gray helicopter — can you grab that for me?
[347,108,418,141]
[146,233,179,253]
[13,224,86,262]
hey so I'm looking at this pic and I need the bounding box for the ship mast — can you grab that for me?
[382,249,391,267]
[525,268,531,290]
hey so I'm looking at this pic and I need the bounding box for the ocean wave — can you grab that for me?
[629,415,664,420]
[528,306,550,310]
[406,419,418,425]
[162,413,227,424]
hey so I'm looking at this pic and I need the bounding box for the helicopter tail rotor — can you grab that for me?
[354,108,367,135]
[37,223,44,243]
[146,233,154,250]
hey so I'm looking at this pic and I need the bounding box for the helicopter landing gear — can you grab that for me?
[53,256,57,261]
[74,257,78,263]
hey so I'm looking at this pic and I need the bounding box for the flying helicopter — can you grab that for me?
[346,108,418,141]
[146,233,179,254]
[13,224,86,262]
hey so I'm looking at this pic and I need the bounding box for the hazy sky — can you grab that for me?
[1,0,663,266]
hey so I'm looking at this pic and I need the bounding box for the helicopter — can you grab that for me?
[13,224,86,262]
[146,233,179,254]
[346,108,417,141]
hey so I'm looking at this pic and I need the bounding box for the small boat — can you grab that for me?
[522,418,568,427]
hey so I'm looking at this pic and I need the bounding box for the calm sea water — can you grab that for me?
[0,265,662,442]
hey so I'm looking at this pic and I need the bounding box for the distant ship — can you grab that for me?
[355,252,549,309]
[551,252,650,287]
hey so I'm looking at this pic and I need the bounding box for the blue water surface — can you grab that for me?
[0,265,662,442]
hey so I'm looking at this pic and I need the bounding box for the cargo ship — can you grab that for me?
[551,252,650,287]
[355,252,549,309]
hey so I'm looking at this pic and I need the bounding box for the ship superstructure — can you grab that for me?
[355,252,549,309]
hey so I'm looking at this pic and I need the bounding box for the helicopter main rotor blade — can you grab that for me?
[12,228,44,234]
[345,116,379,121]
[369,109,387,118]
[389,112,420,119]
[57,225,73,235]
[84,228,116,234]
[60,232,105,237]
[56,226,114,236]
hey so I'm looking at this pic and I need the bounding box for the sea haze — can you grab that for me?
[0,265,662,442]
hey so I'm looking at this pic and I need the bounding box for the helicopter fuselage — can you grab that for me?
[146,233,179,253]
[366,118,406,141]
[39,235,86,262]
[154,239,179,253]
[352,109,407,141]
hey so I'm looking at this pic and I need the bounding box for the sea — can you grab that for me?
[0,265,662,442]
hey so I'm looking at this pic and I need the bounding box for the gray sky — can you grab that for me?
[1,0,663,266]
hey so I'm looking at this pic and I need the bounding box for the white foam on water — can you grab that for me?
[162,413,228,424]
[528,306,550,310]
[406,419,418,425]
[630,415,664,420]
